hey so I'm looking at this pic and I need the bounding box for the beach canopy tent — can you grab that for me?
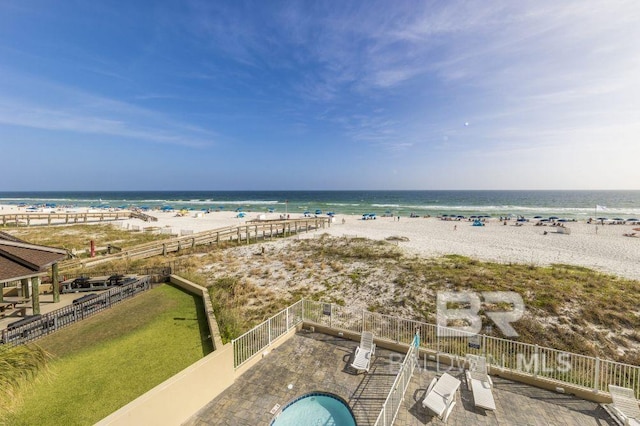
[0,232,68,314]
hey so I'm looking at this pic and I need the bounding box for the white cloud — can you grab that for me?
[0,72,216,148]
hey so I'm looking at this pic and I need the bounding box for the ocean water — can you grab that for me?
[1,190,639,219]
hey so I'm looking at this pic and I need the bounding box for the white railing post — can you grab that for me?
[594,357,600,392]
[330,303,333,329]
[436,325,441,373]
[268,319,272,346]
[534,344,539,378]
[362,309,366,333]
[286,306,290,329]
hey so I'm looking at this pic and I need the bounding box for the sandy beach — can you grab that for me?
[2,205,639,281]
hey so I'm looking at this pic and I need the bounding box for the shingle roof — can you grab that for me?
[0,238,68,282]
[0,231,25,243]
[0,256,38,281]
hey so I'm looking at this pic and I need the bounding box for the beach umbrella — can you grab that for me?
[303,210,310,215]
[235,207,243,212]
[457,215,465,219]
[626,218,639,221]
[596,217,608,221]
[315,209,322,215]
[549,216,559,220]
[533,216,542,219]
[557,219,568,222]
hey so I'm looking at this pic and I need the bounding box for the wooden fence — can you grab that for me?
[0,210,157,226]
[59,218,330,271]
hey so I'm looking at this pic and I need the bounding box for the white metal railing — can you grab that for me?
[231,300,303,368]
[229,299,640,400]
[300,300,640,399]
[374,334,419,426]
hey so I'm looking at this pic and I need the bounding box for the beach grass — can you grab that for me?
[4,224,170,256]
[0,344,51,415]
[0,284,213,426]
[184,236,640,364]
[10,224,639,364]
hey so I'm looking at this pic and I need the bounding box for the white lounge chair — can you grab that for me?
[606,385,640,426]
[351,331,376,373]
[465,354,496,411]
[422,372,461,422]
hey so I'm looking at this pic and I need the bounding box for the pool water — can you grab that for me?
[271,393,357,426]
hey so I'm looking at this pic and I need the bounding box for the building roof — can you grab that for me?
[0,234,68,282]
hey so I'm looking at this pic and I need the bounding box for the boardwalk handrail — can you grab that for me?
[60,218,330,271]
[0,210,158,226]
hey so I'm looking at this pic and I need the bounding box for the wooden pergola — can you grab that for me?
[0,232,68,315]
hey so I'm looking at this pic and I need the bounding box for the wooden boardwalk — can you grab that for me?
[59,217,330,271]
[0,210,157,226]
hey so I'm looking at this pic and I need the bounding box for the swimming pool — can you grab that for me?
[271,392,357,426]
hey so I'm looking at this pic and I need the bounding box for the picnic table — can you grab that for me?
[0,301,19,311]
[0,300,29,317]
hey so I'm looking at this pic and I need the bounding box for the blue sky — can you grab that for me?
[1,1,639,190]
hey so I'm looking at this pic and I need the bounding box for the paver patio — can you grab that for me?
[184,331,617,425]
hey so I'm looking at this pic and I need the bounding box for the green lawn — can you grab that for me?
[1,284,213,426]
